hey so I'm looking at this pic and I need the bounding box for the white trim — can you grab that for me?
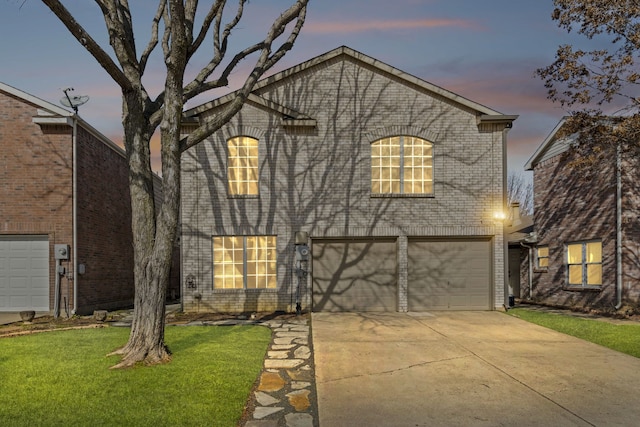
[0,81,72,117]
[524,117,569,170]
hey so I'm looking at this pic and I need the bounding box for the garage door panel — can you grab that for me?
[408,239,491,311]
[0,236,49,311]
[313,240,397,312]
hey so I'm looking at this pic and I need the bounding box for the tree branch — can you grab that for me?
[180,0,309,152]
[41,0,132,91]
[183,0,245,99]
[139,1,165,74]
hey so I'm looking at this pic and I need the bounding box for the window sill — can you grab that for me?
[227,194,260,199]
[562,286,602,292]
[371,193,435,198]
[212,288,278,293]
[533,268,548,273]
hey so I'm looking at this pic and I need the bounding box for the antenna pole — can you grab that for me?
[63,87,78,114]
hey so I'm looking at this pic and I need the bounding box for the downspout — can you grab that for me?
[502,127,509,308]
[615,142,623,310]
[72,116,78,315]
[520,241,533,300]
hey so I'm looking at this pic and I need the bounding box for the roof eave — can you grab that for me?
[524,117,569,170]
[0,81,73,117]
[477,114,518,128]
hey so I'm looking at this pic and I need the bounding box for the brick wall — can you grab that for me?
[0,90,74,311]
[621,151,640,307]
[181,55,507,313]
[75,126,135,314]
[531,149,618,309]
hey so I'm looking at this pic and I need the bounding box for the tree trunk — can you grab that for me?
[108,88,178,368]
[109,259,171,368]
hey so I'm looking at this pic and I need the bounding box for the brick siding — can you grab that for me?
[0,91,74,311]
[181,55,508,313]
[531,148,619,309]
[74,126,135,313]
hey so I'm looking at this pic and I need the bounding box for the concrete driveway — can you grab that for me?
[312,311,640,427]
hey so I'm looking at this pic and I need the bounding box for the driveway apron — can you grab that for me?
[312,311,640,427]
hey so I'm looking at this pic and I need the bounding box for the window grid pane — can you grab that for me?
[586,242,602,263]
[403,137,433,194]
[371,138,401,193]
[213,237,244,289]
[568,265,583,285]
[587,264,602,285]
[567,244,582,264]
[228,137,259,195]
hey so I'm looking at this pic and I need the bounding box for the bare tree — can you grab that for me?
[40,0,309,368]
[536,0,640,159]
[507,171,533,216]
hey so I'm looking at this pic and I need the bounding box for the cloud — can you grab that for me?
[305,18,482,34]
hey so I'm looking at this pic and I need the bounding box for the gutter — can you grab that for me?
[615,142,623,310]
[519,232,538,301]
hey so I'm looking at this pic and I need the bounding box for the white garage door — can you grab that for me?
[408,239,491,310]
[312,239,397,312]
[0,235,49,311]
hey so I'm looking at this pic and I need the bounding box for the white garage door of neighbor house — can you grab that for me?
[312,239,397,312]
[408,239,491,311]
[0,235,49,311]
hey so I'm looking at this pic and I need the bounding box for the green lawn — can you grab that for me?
[507,308,640,358]
[0,325,271,427]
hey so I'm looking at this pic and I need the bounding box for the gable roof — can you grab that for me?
[0,81,73,117]
[185,46,516,126]
[0,81,125,157]
[524,117,572,170]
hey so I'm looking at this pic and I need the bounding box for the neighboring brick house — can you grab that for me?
[522,117,640,311]
[179,47,516,313]
[0,82,178,315]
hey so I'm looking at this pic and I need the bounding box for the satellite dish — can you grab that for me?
[60,87,89,113]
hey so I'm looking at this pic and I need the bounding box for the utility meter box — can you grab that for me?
[54,244,70,260]
[295,244,309,261]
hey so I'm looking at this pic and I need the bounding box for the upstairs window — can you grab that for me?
[567,241,602,287]
[213,236,277,289]
[228,136,259,195]
[371,136,433,195]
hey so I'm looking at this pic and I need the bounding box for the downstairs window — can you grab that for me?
[567,241,602,287]
[213,236,277,289]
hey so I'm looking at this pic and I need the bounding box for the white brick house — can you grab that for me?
[180,46,516,313]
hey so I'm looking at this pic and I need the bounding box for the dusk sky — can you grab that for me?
[0,1,620,176]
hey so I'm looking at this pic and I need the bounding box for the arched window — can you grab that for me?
[371,136,433,194]
[228,136,259,195]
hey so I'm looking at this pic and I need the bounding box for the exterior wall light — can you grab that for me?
[493,211,507,221]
